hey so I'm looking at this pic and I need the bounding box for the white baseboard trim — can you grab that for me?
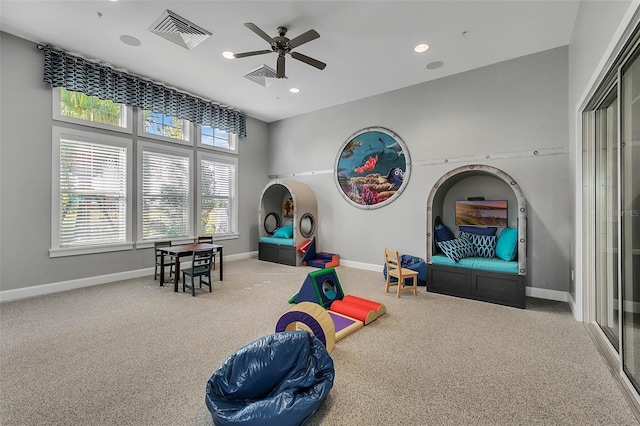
[1,253,571,305]
[1,252,258,303]
[339,259,383,272]
[526,286,569,302]
[0,268,154,302]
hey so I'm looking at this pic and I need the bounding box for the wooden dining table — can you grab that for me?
[159,243,223,292]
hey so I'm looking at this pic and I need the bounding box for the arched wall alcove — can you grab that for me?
[426,164,527,276]
[259,180,318,266]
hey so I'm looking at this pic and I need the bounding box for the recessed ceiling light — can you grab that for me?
[223,51,235,59]
[414,43,430,53]
[289,88,300,93]
[426,61,444,70]
[120,35,141,47]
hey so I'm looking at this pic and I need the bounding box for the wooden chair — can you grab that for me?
[196,235,216,270]
[197,235,213,243]
[384,248,418,297]
[182,248,214,296]
[154,240,175,282]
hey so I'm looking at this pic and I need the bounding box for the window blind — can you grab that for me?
[201,159,235,235]
[59,139,127,247]
[142,151,190,239]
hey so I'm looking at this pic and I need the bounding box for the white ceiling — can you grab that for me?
[0,0,581,123]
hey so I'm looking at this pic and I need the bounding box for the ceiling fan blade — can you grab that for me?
[288,29,320,49]
[244,23,274,45]
[290,51,326,70]
[276,55,286,78]
[233,50,273,58]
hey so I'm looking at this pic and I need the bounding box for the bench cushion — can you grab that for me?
[431,253,518,274]
[260,237,295,246]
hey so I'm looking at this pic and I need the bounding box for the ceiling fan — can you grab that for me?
[233,23,326,79]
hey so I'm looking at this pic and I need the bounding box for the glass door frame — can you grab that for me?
[582,21,640,412]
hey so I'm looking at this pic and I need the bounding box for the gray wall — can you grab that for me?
[268,46,570,292]
[0,32,270,292]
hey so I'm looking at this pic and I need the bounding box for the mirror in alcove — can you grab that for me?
[334,126,411,209]
[263,212,280,235]
[299,213,315,238]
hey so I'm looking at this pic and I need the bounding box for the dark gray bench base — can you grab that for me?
[258,242,296,266]
[427,263,526,308]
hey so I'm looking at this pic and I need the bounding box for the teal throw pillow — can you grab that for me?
[273,225,293,238]
[495,228,518,261]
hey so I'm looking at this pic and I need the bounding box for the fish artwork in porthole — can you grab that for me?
[334,127,411,209]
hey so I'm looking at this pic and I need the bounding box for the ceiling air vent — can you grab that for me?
[149,9,212,50]
[243,64,280,87]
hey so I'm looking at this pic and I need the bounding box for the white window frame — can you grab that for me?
[52,88,133,134]
[138,110,193,146]
[197,125,238,154]
[50,126,133,257]
[136,141,194,248]
[197,151,239,240]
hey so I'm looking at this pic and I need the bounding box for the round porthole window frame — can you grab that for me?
[263,212,280,236]
[334,126,411,210]
[299,213,315,238]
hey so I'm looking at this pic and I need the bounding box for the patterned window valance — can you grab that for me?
[42,45,246,137]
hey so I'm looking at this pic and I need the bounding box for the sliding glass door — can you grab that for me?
[594,89,620,351]
[587,26,640,401]
[621,49,640,393]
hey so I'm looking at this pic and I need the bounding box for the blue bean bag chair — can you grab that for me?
[205,330,334,426]
[383,254,427,286]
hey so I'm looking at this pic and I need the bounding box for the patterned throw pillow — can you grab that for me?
[437,237,477,263]
[460,231,497,259]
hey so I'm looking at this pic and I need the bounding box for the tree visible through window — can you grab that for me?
[201,158,236,235]
[142,150,190,239]
[58,138,127,247]
[59,88,125,127]
[142,111,187,141]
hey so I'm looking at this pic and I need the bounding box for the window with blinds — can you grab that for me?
[57,134,128,248]
[200,156,237,236]
[141,149,191,239]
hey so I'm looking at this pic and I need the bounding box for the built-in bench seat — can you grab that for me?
[259,233,296,266]
[425,165,528,309]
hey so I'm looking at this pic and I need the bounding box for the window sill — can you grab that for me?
[49,242,134,258]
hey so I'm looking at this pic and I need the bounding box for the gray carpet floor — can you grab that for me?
[1,259,639,425]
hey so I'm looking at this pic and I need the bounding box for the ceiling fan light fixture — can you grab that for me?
[233,23,325,78]
[289,88,300,93]
[222,51,235,59]
[414,43,430,53]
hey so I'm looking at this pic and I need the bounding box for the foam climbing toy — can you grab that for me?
[299,237,340,268]
[283,268,387,349]
[330,299,378,325]
[341,294,387,317]
[290,267,345,309]
[275,302,336,353]
[327,311,364,341]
